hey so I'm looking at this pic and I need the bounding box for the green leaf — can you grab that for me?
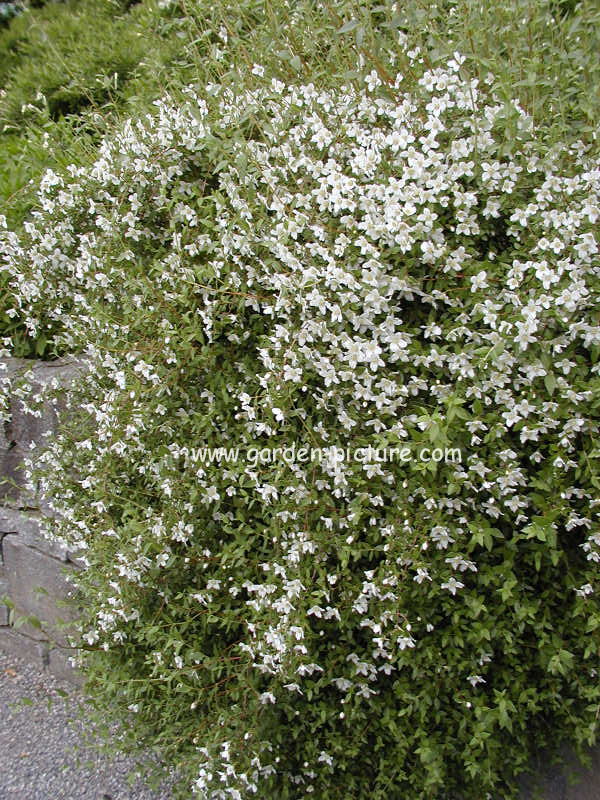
[337,19,359,34]
[544,372,557,396]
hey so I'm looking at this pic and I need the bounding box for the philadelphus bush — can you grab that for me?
[2,41,600,799]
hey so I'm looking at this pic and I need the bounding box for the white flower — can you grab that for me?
[467,674,486,687]
[414,568,431,584]
[441,577,465,595]
[365,70,382,91]
[470,270,489,292]
[318,751,333,767]
[203,486,220,503]
[283,683,304,694]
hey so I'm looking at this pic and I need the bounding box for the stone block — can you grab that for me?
[1,358,54,444]
[519,745,600,799]
[0,627,48,668]
[0,507,69,561]
[2,536,78,646]
[0,572,8,626]
[0,443,28,503]
[0,630,81,684]
[0,357,87,506]
[4,395,57,449]
[46,645,83,686]
[0,577,8,626]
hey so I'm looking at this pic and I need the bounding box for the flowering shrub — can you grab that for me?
[1,38,600,799]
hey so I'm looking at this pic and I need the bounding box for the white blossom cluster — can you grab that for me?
[1,42,599,797]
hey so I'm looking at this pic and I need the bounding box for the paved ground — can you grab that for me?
[0,650,173,800]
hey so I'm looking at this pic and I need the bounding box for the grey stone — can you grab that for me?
[0,416,9,452]
[0,443,28,503]
[0,574,8,626]
[0,357,85,395]
[0,507,69,561]
[0,599,81,684]
[0,573,8,625]
[0,357,87,506]
[2,536,77,646]
[4,396,57,449]
[0,357,29,374]
[519,745,600,799]
[0,358,58,445]
[45,645,83,686]
[0,627,48,668]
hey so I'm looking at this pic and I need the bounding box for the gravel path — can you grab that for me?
[0,650,174,799]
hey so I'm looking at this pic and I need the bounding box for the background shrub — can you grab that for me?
[0,0,200,352]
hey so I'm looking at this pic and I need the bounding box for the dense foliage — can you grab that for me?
[1,1,600,798]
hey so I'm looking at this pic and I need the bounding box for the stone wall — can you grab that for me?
[0,357,82,683]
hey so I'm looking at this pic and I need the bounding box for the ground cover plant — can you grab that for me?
[1,0,600,798]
